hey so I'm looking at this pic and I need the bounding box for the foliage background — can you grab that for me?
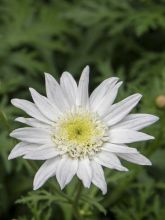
[0,0,165,219]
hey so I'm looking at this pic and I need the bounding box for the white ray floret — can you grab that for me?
[9,66,159,194]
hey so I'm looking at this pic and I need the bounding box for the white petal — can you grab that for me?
[8,142,40,159]
[95,81,123,116]
[94,151,128,171]
[33,157,60,190]
[29,88,60,121]
[90,77,119,108]
[92,82,122,117]
[11,99,51,124]
[112,114,159,131]
[104,94,142,126]
[117,153,152,165]
[102,143,138,153]
[10,127,51,144]
[77,158,92,188]
[60,71,77,106]
[45,73,69,111]
[15,117,51,128]
[91,161,107,195]
[56,156,78,189]
[77,66,89,107]
[23,145,59,160]
[108,128,154,144]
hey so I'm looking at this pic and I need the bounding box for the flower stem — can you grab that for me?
[73,181,83,220]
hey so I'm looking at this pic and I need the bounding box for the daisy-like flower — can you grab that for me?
[9,66,158,194]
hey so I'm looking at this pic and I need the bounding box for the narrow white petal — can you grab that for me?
[56,156,78,189]
[104,94,142,126]
[117,153,152,165]
[33,157,60,190]
[29,88,60,121]
[95,81,123,116]
[11,99,51,124]
[102,143,138,153]
[94,151,128,171]
[77,66,89,107]
[23,145,59,160]
[108,128,154,144]
[112,114,159,131]
[10,127,51,144]
[15,117,51,128]
[77,158,92,188]
[60,71,77,106]
[90,77,119,108]
[8,142,40,159]
[45,73,69,111]
[91,161,107,195]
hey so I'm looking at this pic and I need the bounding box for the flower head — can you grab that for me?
[9,66,158,194]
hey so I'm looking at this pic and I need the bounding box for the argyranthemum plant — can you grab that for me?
[9,66,158,194]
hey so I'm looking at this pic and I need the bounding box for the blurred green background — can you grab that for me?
[0,0,165,219]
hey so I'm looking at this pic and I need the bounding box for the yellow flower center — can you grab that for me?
[52,109,107,159]
[61,115,99,145]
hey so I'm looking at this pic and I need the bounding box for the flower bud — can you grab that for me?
[155,95,165,108]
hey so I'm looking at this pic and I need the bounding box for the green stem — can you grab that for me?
[50,182,73,203]
[73,181,83,220]
[82,187,97,214]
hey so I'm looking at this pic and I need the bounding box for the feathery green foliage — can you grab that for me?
[0,0,165,219]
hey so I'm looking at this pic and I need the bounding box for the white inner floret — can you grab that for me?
[52,109,108,159]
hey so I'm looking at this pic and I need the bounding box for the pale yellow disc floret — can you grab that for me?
[52,109,108,159]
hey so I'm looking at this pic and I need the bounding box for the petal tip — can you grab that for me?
[11,98,17,106]
[150,136,155,140]
[132,93,142,100]
[8,153,14,160]
[44,72,54,81]
[102,189,107,195]
[33,185,39,190]
[33,179,41,190]
[83,65,90,74]
[118,81,123,87]
[137,93,143,99]
[123,167,129,172]
[143,159,152,166]
[29,87,35,93]
[9,131,14,137]
[15,117,24,123]
[62,71,69,75]
[153,115,159,122]
[44,72,51,77]
[101,184,107,195]
[59,184,65,190]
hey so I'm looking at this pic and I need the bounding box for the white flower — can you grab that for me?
[9,66,158,194]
